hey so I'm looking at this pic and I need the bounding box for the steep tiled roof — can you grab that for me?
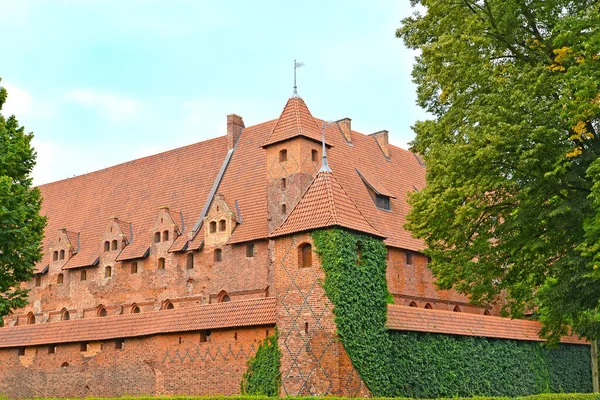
[262,96,327,147]
[271,170,383,238]
[387,304,585,344]
[0,297,276,348]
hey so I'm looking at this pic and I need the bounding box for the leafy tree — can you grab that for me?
[398,1,600,343]
[0,78,46,323]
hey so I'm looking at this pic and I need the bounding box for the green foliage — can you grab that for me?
[397,0,600,342]
[312,228,591,397]
[240,330,281,396]
[0,78,46,321]
[15,396,600,400]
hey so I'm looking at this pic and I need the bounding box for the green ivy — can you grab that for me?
[240,329,281,396]
[312,228,592,398]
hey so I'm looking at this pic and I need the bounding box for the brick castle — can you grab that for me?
[0,94,585,398]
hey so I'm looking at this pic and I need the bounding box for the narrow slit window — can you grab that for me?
[281,204,286,214]
[186,253,194,269]
[158,258,165,269]
[105,266,112,278]
[214,249,222,262]
[246,243,255,258]
[80,269,87,281]
[131,262,138,274]
[311,149,318,162]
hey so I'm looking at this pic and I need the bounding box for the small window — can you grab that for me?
[186,253,194,270]
[153,232,161,243]
[279,149,287,163]
[218,219,226,232]
[131,262,138,274]
[162,230,169,241]
[111,240,118,250]
[158,257,165,269]
[98,307,107,317]
[424,303,433,310]
[281,204,286,214]
[484,309,491,316]
[209,221,217,233]
[59,250,65,260]
[104,241,110,251]
[246,243,255,258]
[220,294,231,303]
[199,330,210,343]
[214,249,222,262]
[61,309,70,321]
[409,301,418,308]
[131,305,140,314]
[115,339,125,350]
[80,342,89,352]
[234,332,238,340]
[18,347,25,356]
[80,270,87,281]
[57,273,64,285]
[375,194,391,210]
[53,251,58,261]
[61,362,69,368]
[27,313,35,325]
[164,301,175,310]
[311,149,318,162]
[35,275,41,287]
[453,305,461,313]
[105,266,112,278]
[48,344,57,354]
[281,178,286,189]
[405,251,413,265]
[299,243,312,268]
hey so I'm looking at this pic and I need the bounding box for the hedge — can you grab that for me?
[312,228,593,398]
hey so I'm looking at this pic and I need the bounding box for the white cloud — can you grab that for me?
[66,89,140,121]
[1,82,33,117]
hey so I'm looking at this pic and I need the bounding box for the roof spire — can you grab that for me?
[293,59,304,97]
[320,120,332,173]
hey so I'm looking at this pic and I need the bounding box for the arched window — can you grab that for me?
[218,291,231,303]
[80,269,87,281]
[279,149,287,163]
[105,266,112,278]
[131,304,140,314]
[97,306,107,317]
[453,305,461,312]
[424,303,433,310]
[299,243,312,268]
[111,240,118,250]
[158,257,165,269]
[214,249,222,262]
[409,301,418,308]
[104,241,110,251]
[27,313,35,325]
[218,219,226,232]
[153,232,161,243]
[484,309,491,316]
[186,253,194,269]
[53,251,58,261]
[312,149,318,162]
[163,300,174,310]
[59,249,65,260]
[209,221,217,233]
[57,273,64,284]
[162,230,169,241]
[61,308,70,321]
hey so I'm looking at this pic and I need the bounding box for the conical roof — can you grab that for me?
[262,96,327,147]
[270,170,384,238]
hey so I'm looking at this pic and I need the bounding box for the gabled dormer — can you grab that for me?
[204,194,237,247]
[152,206,182,245]
[263,95,332,232]
[49,228,79,267]
[101,217,131,255]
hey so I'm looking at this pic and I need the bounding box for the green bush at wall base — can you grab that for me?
[240,330,282,396]
[311,228,593,398]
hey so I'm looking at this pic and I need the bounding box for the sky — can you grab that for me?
[0,1,427,185]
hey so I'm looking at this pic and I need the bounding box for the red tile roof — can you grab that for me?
[270,170,383,238]
[0,297,276,348]
[262,96,328,147]
[387,304,585,344]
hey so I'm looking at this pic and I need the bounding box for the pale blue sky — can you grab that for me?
[0,1,426,185]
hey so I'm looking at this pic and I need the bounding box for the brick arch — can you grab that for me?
[97,305,107,317]
[60,308,70,321]
[217,290,231,303]
[161,299,175,310]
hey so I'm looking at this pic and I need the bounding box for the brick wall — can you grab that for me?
[0,325,272,399]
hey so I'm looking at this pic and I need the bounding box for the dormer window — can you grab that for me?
[104,241,110,251]
[209,221,217,233]
[162,230,169,241]
[375,194,391,211]
[53,251,58,261]
[279,149,287,163]
[111,240,118,250]
[219,219,226,232]
[59,250,65,260]
[153,232,161,243]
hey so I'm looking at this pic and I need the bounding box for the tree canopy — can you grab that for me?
[398,0,600,343]
[0,78,46,322]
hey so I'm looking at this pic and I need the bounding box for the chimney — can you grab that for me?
[370,130,390,159]
[227,114,245,150]
[336,118,352,143]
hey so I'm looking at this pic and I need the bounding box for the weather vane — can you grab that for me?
[293,59,304,96]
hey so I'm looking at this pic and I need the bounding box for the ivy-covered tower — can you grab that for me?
[268,117,384,396]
